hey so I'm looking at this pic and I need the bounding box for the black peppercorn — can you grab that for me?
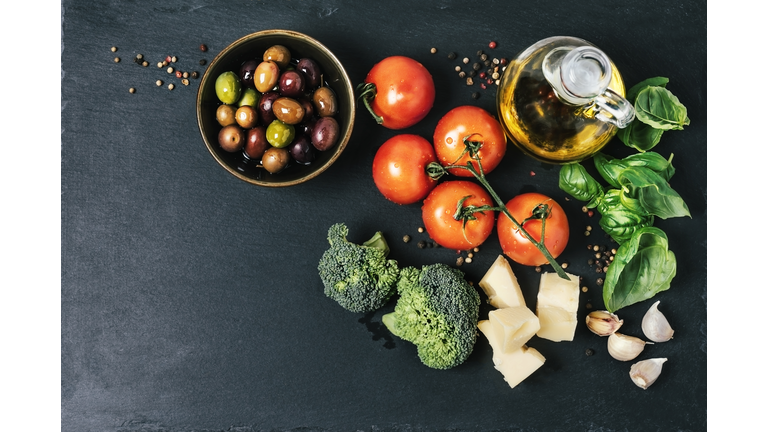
[447,52,457,60]
[199,59,207,66]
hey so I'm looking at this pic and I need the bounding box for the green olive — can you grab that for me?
[263,45,291,69]
[265,120,296,148]
[215,71,242,105]
[237,87,262,107]
[216,104,237,127]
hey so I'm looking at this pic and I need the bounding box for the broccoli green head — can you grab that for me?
[382,263,480,370]
[317,223,400,313]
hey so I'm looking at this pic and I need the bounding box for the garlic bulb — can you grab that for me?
[586,310,623,336]
[629,358,667,389]
[642,300,674,342]
[607,332,648,361]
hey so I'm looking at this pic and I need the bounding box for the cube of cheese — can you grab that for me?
[478,255,527,308]
[494,346,546,389]
[536,272,580,342]
[488,307,540,354]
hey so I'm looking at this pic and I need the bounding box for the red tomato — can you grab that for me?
[422,181,495,251]
[372,134,438,205]
[433,105,507,177]
[358,56,435,129]
[497,193,569,266]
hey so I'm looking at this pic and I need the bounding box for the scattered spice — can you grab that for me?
[581,286,589,293]
[136,53,143,60]
[200,44,208,52]
[465,257,473,264]
[171,56,178,63]
[113,57,120,63]
[199,59,207,66]
[466,77,474,86]
[585,348,595,356]
[489,41,497,49]
[156,80,163,86]
[141,61,148,67]
[191,71,199,79]
[403,235,411,243]
[168,83,175,90]
[471,92,480,100]
[167,67,174,74]
[456,256,465,266]
[182,79,190,86]
[417,240,427,249]
[182,71,189,79]
[111,46,118,52]
[175,70,183,78]
[129,87,135,93]
[157,62,163,68]
[462,57,470,64]
[447,52,457,60]
[430,47,437,54]
[417,227,425,233]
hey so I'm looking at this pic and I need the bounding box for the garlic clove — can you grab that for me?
[629,357,667,389]
[586,310,623,336]
[641,300,675,342]
[607,332,648,361]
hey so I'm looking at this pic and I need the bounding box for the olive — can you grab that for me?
[262,147,291,174]
[297,117,316,137]
[296,58,321,89]
[258,91,280,125]
[216,104,237,127]
[272,97,305,125]
[245,126,269,160]
[254,60,280,93]
[289,134,317,165]
[235,105,259,129]
[218,124,246,152]
[311,116,339,151]
[239,59,259,88]
[312,86,338,117]
[215,71,242,105]
[263,45,291,69]
[237,87,261,107]
[278,70,305,98]
[265,120,296,149]
[297,98,315,120]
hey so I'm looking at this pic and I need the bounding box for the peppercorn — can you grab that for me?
[403,235,411,243]
[142,61,148,67]
[596,278,604,285]
[581,286,588,293]
[462,57,470,64]
[458,71,466,78]
[156,80,163,86]
[465,257,473,264]
[157,62,163,68]
[171,56,178,63]
[200,44,208,52]
[480,83,487,90]
[562,262,569,269]
[472,62,481,71]
[111,46,117,52]
[417,227,424,233]
[473,247,480,253]
[199,59,207,66]
[167,67,174,74]
[182,79,190,86]
[430,47,437,54]
[454,65,461,72]
[165,55,172,63]
[417,240,426,249]
[585,348,595,356]
[182,71,189,79]
[476,50,484,56]
[191,71,199,79]
[582,206,588,213]
[468,70,476,77]
[129,87,135,93]
[466,77,474,86]
[456,256,465,266]
[489,41,497,49]
[168,83,175,90]
[447,52,457,60]
[113,57,120,63]
[471,92,480,100]
[535,266,542,273]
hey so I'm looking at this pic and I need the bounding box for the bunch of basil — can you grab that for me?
[558,77,691,313]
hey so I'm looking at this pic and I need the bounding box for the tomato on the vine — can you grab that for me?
[357,56,435,130]
[372,134,438,205]
[433,105,507,177]
[422,180,495,251]
[497,192,569,266]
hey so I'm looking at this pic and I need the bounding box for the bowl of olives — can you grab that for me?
[196,29,355,187]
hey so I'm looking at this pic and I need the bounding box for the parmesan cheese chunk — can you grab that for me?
[488,307,540,354]
[536,272,580,342]
[478,255,526,308]
[494,346,546,389]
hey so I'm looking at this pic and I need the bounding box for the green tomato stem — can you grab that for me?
[355,82,384,125]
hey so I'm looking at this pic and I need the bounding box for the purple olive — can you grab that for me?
[296,58,321,89]
[289,134,317,165]
[278,70,305,98]
[258,91,280,125]
[244,125,269,160]
[311,116,339,151]
[239,59,259,88]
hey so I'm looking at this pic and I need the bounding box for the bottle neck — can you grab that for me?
[543,46,612,106]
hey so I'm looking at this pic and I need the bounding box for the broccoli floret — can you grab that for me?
[382,263,480,370]
[317,223,400,313]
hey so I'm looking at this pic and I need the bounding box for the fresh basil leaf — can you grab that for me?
[597,189,655,244]
[558,163,604,206]
[594,152,676,188]
[603,227,676,312]
[618,167,691,219]
[617,118,665,152]
[634,86,690,131]
[626,77,669,103]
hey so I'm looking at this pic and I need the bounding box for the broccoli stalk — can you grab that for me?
[317,223,400,313]
[382,264,480,370]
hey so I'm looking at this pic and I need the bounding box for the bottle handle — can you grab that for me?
[593,88,635,128]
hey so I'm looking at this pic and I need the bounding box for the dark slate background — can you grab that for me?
[61,1,707,431]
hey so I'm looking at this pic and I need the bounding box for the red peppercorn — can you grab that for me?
[530,171,536,176]
[486,78,493,85]
[479,72,487,79]
[480,83,487,89]
[165,55,172,63]
[200,44,208,52]
[588,210,595,217]
[175,70,183,78]
[489,41,497,49]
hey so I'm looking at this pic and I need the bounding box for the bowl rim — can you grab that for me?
[196,29,355,187]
